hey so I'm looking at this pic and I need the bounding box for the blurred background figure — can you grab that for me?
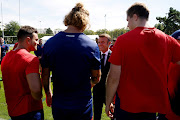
[95,37,98,44]
[109,38,116,51]
[166,29,180,120]
[34,39,43,60]
[0,37,10,62]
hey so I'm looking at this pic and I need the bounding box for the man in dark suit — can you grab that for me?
[93,34,112,120]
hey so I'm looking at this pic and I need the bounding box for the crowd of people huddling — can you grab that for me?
[1,2,180,120]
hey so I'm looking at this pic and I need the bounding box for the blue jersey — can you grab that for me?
[34,44,43,57]
[1,44,9,59]
[41,32,101,110]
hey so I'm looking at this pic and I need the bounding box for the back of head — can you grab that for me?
[113,38,117,41]
[17,26,38,42]
[63,2,90,31]
[99,33,111,41]
[171,29,180,40]
[127,2,149,20]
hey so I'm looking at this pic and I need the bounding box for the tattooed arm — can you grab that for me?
[91,69,101,87]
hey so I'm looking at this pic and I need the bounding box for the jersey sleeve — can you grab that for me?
[6,45,9,50]
[91,45,101,70]
[25,57,40,75]
[109,36,123,65]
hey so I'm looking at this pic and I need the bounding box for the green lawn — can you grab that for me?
[0,83,109,120]
[0,47,110,120]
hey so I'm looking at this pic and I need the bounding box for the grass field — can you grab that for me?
[0,47,109,120]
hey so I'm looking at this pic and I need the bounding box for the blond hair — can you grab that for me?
[63,3,90,31]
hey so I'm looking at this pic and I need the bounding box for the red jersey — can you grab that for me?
[166,63,180,119]
[109,27,180,114]
[13,42,18,50]
[1,49,43,117]
[109,44,114,51]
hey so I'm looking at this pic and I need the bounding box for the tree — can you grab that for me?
[46,28,53,35]
[156,7,180,35]
[109,28,129,38]
[4,21,20,36]
[95,29,110,35]
[83,30,95,35]
[154,23,164,31]
[38,34,47,39]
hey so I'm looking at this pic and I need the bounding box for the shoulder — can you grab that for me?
[44,32,64,47]
[18,49,38,62]
[80,34,97,47]
[4,44,9,48]
[153,28,176,43]
[153,28,166,38]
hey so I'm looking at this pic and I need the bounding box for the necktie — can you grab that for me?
[101,54,105,70]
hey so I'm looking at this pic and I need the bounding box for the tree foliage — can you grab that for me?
[95,29,110,35]
[4,21,20,36]
[109,28,129,39]
[83,30,95,35]
[95,28,129,39]
[46,28,53,35]
[38,34,52,39]
[156,7,180,35]
[154,23,164,31]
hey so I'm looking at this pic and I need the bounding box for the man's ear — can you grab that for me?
[133,14,138,21]
[25,37,31,44]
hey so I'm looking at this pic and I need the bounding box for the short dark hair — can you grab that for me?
[127,2,149,20]
[99,33,111,42]
[17,26,38,42]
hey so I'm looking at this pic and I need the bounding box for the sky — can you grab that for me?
[1,0,180,31]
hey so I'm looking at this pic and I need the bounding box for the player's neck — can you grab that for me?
[64,25,83,33]
[14,43,28,51]
[137,19,150,28]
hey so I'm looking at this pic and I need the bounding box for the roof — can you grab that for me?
[40,35,99,44]
[40,36,53,44]
[87,35,99,41]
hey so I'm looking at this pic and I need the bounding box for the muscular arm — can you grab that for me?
[91,69,101,87]
[26,73,42,100]
[42,68,51,93]
[105,64,121,116]
[42,67,52,106]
